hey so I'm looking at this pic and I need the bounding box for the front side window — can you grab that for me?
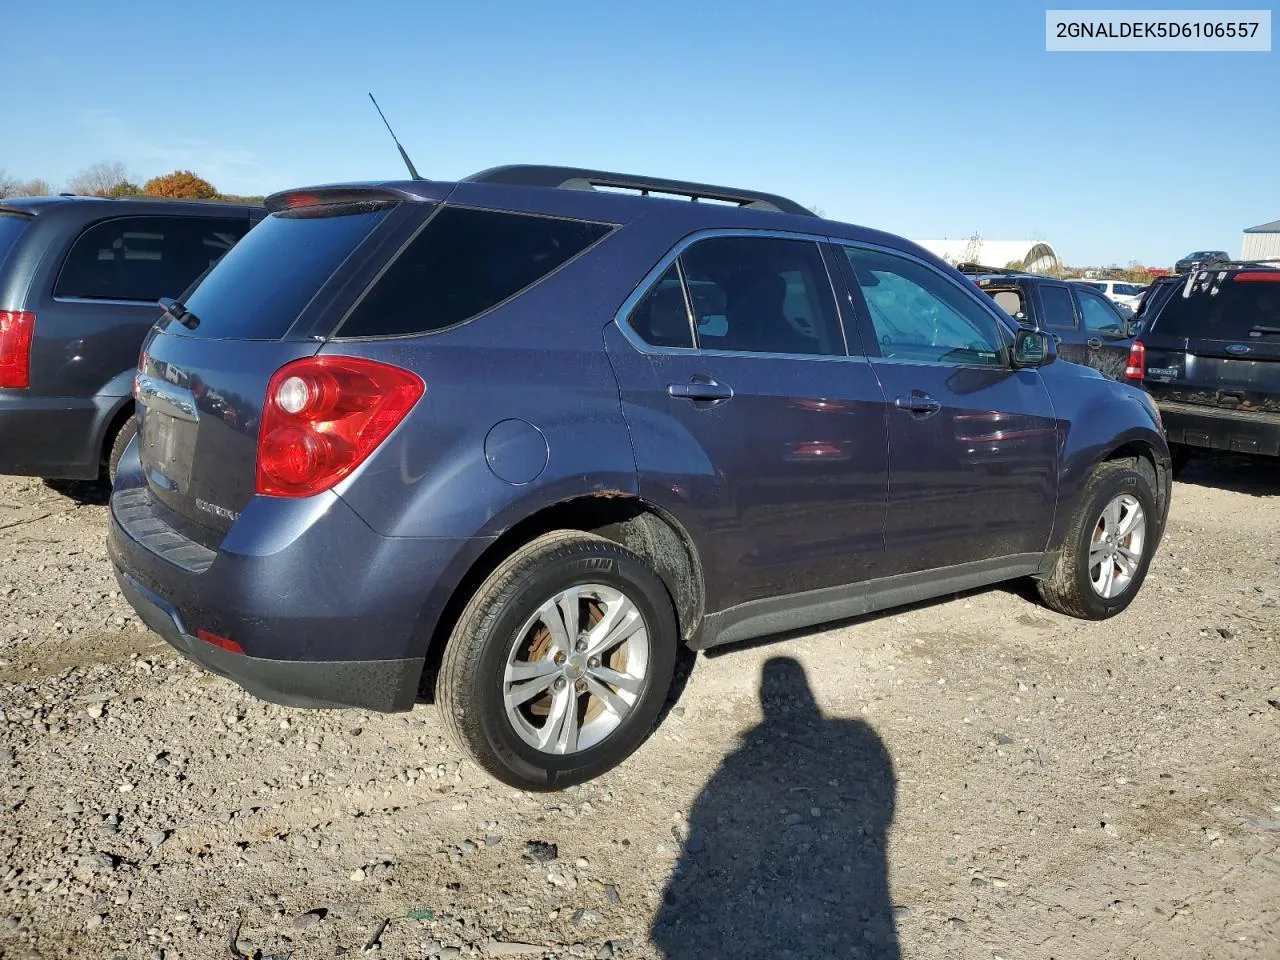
[1075,288,1126,335]
[844,247,1006,366]
[1038,284,1078,330]
[54,216,247,302]
[338,206,613,338]
[677,236,843,356]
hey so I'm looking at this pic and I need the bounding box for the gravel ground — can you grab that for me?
[1,458,1278,960]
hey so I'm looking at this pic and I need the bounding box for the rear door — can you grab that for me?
[1071,284,1131,381]
[605,232,888,612]
[837,244,1058,576]
[1142,271,1280,445]
[37,213,251,397]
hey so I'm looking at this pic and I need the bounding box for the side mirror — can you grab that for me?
[1012,328,1054,368]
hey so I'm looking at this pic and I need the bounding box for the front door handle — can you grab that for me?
[1086,337,1103,349]
[893,394,942,415]
[668,378,734,403]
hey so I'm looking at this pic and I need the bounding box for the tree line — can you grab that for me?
[0,162,264,204]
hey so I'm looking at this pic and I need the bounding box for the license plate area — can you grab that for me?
[135,374,198,493]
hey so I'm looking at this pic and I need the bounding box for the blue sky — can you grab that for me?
[2,0,1276,266]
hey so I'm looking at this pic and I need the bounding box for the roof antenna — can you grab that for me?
[368,93,424,181]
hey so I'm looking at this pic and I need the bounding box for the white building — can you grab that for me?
[1242,220,1280,262]
[914,238,1061,274]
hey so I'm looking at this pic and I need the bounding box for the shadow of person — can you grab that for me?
[652,657,899,960]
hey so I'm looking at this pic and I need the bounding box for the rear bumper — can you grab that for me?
[0,391,123,479]
[1158,400,1280,458]
[107,444,493,712]
[115,569,421,711]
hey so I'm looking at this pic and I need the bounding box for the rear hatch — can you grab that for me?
[1141,270,1280,414]
[132,189,437,547]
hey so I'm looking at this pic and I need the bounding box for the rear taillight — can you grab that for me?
[256,356,424,497]
[1124,340,1146,380]
[0,311,35,389]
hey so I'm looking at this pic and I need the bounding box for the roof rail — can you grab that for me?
[463,165,816,217]
[1180,257,1280,274]
[955,261,1021,275]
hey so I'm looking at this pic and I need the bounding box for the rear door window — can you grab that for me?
[337,207,613,338]
[177,206,393,340]
[1150,275,1280,341]
[54,216,248,302]
[628,265,694,348]
[1038,284,1078,330]
[679,236,844,356]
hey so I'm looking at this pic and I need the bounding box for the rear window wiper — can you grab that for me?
[158,296,200,330]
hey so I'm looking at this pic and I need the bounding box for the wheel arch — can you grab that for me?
[418,492,704,694]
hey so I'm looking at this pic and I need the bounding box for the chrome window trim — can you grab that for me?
[612,227,858,361]
[834,239,1022,371]
[52,296,163,307]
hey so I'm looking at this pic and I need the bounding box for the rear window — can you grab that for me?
[177,207,391,340]
[336,206,613,338]
[0,215,29,272]
[54,216,248,302]
[1149,275,1280,341]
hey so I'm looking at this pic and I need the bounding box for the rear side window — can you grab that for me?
[337,207,612,338]
[54,216,248,302]
[1149,275,1280,341]
[1038,285,1077,329]
[679,236,844,356]
[629,264,694,348]
[178,207,391,340]
[0,215,29,272]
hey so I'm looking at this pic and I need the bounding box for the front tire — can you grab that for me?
[1037,460,1158,620]
[437,530,678,791]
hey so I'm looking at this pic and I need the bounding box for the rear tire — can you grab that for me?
[1037,460,1158,620]
[436,530,678,791]
[106,414,138,485]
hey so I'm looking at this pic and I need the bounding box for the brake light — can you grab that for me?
[0,311,35,389]
[1234,271,1280,283]
[256,356,424,497]
[1124,340,1146,380]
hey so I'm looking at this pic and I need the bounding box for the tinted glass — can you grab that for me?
[629,265,693,348]
[1075,288,1126,334]
[338,207,612,338]
[679,237,843,356]
[1150,276,1280,340]
[178,207,391,340]
[1113,283,1140,296]
[0,215,28,272]
[54,216,248,302]
[1038,285,1077,329]
[845,247,1006,366]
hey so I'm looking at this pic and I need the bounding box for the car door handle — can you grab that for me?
[893,394,942,415]
[668,379,734,403]
[1086,338,1103,349]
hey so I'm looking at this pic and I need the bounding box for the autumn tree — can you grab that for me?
[67,161,135,197]
[143,170,218,200]
[108,180,143,197]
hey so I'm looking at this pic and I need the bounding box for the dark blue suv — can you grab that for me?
[108,166,1171,789]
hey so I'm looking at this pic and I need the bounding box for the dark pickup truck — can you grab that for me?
[1129,263,1280,470]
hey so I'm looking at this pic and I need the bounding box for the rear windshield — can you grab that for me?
[175,206,392,340]
[0,215,30,272]
[336,206,613,338]
[1149,276,1280,341]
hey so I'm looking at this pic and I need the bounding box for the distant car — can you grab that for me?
[1174,250,1230,274]
[0,195,262,481]
[1128,261,1280,472]
[1069,279,1144,311]
[961,266,1135,381]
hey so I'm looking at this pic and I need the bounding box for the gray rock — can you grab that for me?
[458,840,478,855]
[292,909,324,931]
[144,830,168,847]
[420,939,443,955]
[330,901,360,919]
[439,948,461,960]
[524,840,558,863]
[486,942,542,956]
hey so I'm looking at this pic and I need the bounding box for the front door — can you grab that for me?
[838,245,1059,576]
[604,233,889,614]
[1072,285,1133,381]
